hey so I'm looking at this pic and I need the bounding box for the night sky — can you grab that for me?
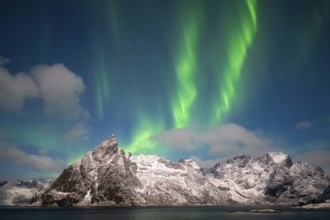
[1,0,330,180]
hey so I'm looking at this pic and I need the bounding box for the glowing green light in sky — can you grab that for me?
[92,0,257,156]
[92,1,120,120]
[105,0,120,41]
[172,1,203,128]
[214,0,257,122]
[67,153,85,165]
[5,123,61,151]
[124,112,167,155]
[94,52,111,119]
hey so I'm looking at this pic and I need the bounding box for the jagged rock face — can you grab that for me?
[35,136,330,207]
[275,162,329,204]
[129,155,228,205]
[41,135,139,206]
[205,152,329,204]
[264,165,293,199]
[318,184,330,201]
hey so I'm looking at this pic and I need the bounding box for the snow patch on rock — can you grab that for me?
[268,152,288,164]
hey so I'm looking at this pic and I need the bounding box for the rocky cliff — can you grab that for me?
[318,184,330,202]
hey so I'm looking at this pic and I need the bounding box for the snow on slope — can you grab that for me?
[268,152,288,164]
[0,179,52,205]
[205,153,292,203]
[129,155,227,205]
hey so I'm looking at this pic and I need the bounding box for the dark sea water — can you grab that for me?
[0,206,329,220]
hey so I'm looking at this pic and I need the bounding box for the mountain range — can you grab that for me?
[1,135,329,207]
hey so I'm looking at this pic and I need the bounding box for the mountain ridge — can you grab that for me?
[29,134,329,207]
[2,134,329,207]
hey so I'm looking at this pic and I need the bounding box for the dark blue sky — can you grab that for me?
[0,0,330,180]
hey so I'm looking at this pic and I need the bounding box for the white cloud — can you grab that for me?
[295,121,313,130]
[0,67,39,111]
[31,64,85,118]
[152,127,200,151]
[63,122,89,142]
[0,143,66,173]
[0,63,88,120]
[153,124,274,158]
[0,57,10,66]
[203,124,273,157]
[294,150,330,176]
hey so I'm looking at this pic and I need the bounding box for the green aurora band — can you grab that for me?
[86,0,258,157]
[121,1,204,155]
[93,1,120,120]
[214,0,257,122]
[123,0,258,154]
[124,113,166,155]
[172,1,203,128]
[64,0,328,166]
[94,51,111,120]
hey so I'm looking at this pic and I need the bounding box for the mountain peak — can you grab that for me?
[92,134,120,159]
[179,158,201,169]
[266,152,292,168]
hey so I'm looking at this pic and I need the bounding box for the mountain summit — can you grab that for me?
[33,135,329,207]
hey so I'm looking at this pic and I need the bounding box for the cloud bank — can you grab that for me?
[31,64,86,118]
[153,124,274,158]
[63,121,89,142]
[0,67,39,111]
[0,143,66,172]
[0,64,86,119]
[295,150,330,176]
[0,63,90,142]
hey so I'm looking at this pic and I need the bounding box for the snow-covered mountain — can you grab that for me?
[205,152,329,205]
[31,135,329,206]
[0,179,53,205]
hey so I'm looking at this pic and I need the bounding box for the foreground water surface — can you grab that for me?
[0,206,329,220]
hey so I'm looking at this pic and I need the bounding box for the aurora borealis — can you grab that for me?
[172,0,202,128]
[0,0,330,180]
